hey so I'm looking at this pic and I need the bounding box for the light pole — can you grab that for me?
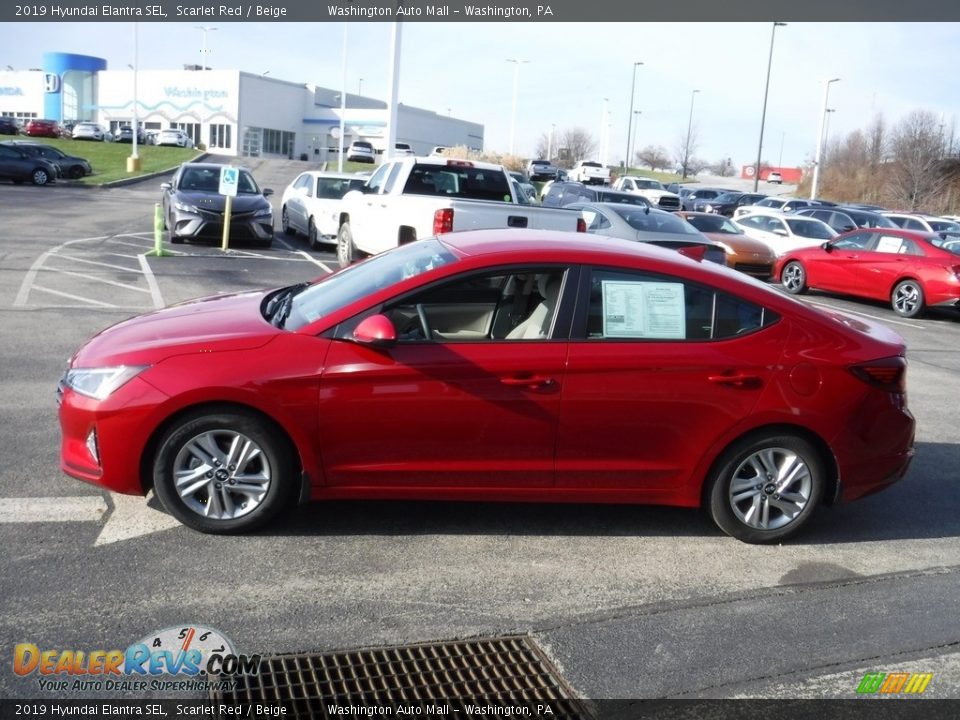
[822,108,836,165]
[778,130,785,169]
[358,78,363,95]
[130,22,139,168]
[338,23,347,171]
[625,61,643,173]
[632,110,642,168]
[810,77,840,199]
[547,123,555,161]
[506,59,528,156]
[682,89,699,179]
[195,26,217,70]
[599,97,609,165]
[753,22,786,191]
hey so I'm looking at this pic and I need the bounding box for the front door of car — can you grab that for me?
[556,267,788,493]
[317,267,573,488]
[807,231,876,293]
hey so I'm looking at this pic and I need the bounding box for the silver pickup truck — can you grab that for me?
[336,157,585,267]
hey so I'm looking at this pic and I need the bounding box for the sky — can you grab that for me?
[2,21,960,170]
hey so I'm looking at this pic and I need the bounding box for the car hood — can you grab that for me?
[701,232,775,256]
[174,192,270,212]
[70,291,277,368]
[636,189,680,200]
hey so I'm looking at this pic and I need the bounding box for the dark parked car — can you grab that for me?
[0,143,59,185]
[1,141,91,179]
[680,187,735,211]
[693,192,767,216]
[161,162,275,247]
[0,117,20,135]
[24,119,61,138]
[541,181,650,209]
[796,207,897,234]
[115,126,146,144]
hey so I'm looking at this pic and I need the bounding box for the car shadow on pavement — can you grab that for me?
[265,442,958,544]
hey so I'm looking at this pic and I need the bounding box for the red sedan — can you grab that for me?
[58,230,915,543]
[23,119,61,138]
[777,227,960,318]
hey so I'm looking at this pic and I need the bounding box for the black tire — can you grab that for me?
[170,234,184,245]
[307,218,320,249]
[152,408,295,534]
[68,165,85,180]
[31,168,50,186]
[707,433,824,544]
[781,261,808,295]
[260,235,274,249]
[337,221,358,268]
[281,207,295,236]
[891,279,925,318]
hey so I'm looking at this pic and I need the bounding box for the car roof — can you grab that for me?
[406,156,504,171]
[575,201,671,217]
[297,171,359,180]
[179,162,253,173]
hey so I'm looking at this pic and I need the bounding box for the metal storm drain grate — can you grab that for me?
[211,635,590,719]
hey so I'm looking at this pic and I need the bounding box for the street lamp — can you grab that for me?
[338,23,348,172]
[682,89,700,179]
[625,61,643,173]
[753,22,786,191]
[358,78,364,95]
[195,26,217,70]
[822,108,836,165]
[810,77,840,199]
[131,23,139,165]
[506,59,529,156]
[778,130,785,169]
[631,110,642,169]
[547,123,555,161]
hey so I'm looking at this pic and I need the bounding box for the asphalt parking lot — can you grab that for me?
[2,170,960,703]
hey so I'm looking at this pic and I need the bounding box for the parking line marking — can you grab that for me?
[31,285,121,307]
[275,236,333,272]
[107,240,154,250]
[804,300,926,330]
[0,496,108,524]
[43,267,153,294]
[50,254,142,273]
[139,254,165,309]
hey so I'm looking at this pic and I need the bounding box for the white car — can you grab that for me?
[393,142,415,157]
[346,140,376,163]
[429,145,449,157]
[280,171,366,248]
[733,197,821,219]
[767,171,783,184]
[71,122,108,141]
[883,212,960,233]
[733,212,837,255]
[156,129,194,148]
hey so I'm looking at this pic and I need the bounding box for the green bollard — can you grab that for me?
[145,203,172,257]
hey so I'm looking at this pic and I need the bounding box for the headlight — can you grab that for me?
[63,366,148,401]
[174,201,199,214]
[254,206,273,218]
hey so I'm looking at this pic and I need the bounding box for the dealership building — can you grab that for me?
[0,52,484,160]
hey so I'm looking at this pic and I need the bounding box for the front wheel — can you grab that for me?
[781,261,807,294]
[707,433,824,544]
[32,168,50,186]
[337,221,358,268]
[68,165,85,180]
[308,218,321,249]
[152,409,295,534]
[281,207,295,236]
[891,279,925,318]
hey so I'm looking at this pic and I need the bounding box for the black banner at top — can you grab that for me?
[4,0,960,22]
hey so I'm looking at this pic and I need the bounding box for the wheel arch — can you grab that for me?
[889,274,924,297]
[698,422,840,510]
[139,400,311,505]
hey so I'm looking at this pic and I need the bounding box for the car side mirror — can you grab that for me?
[352,314,397,347]
[160,182,171,190]
[262,188,274,197]
[821,242,833,252]
[773,228,788,237]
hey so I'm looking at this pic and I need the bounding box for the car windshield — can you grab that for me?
[786,218,837,239]
[284,238,458,330]
[713,193,742,203]
[178,167,260,194]
[634,179,663,190]
[581,162,601,168]
[614,207,701,235]
[928,220,960,232]
[930,233,960,255]
[684,214,743,235]
[844,210,896,228]
[758,198,785,208]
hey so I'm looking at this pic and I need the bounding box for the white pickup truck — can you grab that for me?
[611,176,682,211]
[336,156,584,267]
[569,160,610,186]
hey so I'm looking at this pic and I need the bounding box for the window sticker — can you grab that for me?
[876,235,904,254]
[601,281,686,339]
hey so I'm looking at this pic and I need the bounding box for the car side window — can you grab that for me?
[874,234,922,255]
[582,269,777,341]
[834,231,875,250]
[903,218,925,231]
[383,163,405,193]
[382,268,569,343]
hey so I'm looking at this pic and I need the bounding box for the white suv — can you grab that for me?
[347,141,376,163]
[767,171,783,184]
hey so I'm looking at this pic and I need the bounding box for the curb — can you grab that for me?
[86,152,210,189]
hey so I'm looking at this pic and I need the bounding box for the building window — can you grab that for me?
[209,124,232,150]
[260,128,295,157]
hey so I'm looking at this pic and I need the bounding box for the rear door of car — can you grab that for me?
[854,233,926,301]
[556,265,787,494]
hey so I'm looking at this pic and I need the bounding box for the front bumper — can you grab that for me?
[170,208,274,243]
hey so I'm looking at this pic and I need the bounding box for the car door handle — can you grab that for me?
[500,375,556,390]
[707,372,762,387]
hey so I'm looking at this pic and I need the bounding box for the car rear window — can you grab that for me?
[353,142,373,150]
[580,162,602,168]
[403,163,511,202]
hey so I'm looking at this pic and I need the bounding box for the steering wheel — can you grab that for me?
[416,304,433,340]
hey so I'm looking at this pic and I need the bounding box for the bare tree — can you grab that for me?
[887,110,947,210]
[707,157,736,177]
[636,144,671,171]
[554,127,597,168]
[674,126,700,178]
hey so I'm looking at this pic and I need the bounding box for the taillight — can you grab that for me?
[433,208,454,235]
[576,217,587,233]
[850,356,907,393]
[446,159,474,168]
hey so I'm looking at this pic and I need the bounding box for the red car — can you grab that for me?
[777,227,960,318]
[58,230,915,543]
[23,119,61,138]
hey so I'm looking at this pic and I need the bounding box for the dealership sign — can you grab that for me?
[0,86,24,96]
[44,74,61,93]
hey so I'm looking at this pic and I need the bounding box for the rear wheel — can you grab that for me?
[337,221,358,268]
[68,165,85,180]
[153,409,295,534]
[707,433,824,544]
[781,261,807,294]
[308,218,320,249]
[891,279,925,318]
